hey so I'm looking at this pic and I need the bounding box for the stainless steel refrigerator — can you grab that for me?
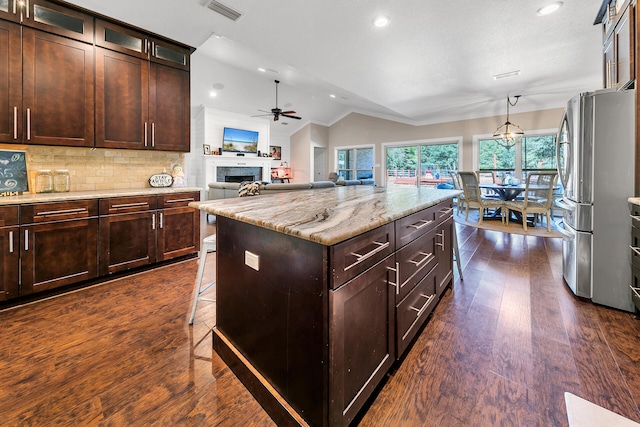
[555,88,635,312]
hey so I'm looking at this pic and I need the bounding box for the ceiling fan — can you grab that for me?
[255,80,302,122]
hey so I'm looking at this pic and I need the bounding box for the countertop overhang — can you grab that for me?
[191,186,460,246]
[0,187,203,206]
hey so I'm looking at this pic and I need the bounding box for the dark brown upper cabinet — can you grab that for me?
[96,19,190,71]
[22,0,94,44]
[22,27,94,147]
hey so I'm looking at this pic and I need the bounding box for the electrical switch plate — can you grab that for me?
[245,250,260,271]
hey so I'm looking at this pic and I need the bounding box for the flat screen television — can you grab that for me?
[222,127,259,153]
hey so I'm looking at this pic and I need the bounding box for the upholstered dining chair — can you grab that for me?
[448,171,466,215]
[505,171,558,231]
[457,171,505,224]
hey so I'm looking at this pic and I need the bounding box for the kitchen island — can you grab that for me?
[192,186,459,427]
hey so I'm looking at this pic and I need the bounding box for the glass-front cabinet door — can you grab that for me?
[21,0,94,44]
[0,0,20,22]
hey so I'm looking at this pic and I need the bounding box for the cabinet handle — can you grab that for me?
[36,208,87,217]
[151,41,155,57]
[111,202,149,209]
[144,39,148,54]
[151,122,155,147]
[631,214,640,221]
[408,219,433,230]
[26,108,31,141]
[439,207,454,216]
[144,122,148,147]
[13,107,17,139]
[25,0,29,18]
[152,212,156,230]
[630,246,640,256]
[386,262,400,295]
[165,198,195,204]
[159,212,163,228]
[410,293,436,318]
[631,285,640,299]
[436,231,445,251]
[24,229,28,251]
[346,240,389,271]
[409,251,434,268]
[8,231,13,253]
[12,0,16,14]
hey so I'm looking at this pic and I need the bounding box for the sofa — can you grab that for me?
[208,179,375,200]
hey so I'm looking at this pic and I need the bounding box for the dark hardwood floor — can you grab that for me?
[1,216,639,426]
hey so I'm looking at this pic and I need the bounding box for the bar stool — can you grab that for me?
[189,234,216,325]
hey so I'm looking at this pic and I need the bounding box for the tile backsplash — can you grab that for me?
[6,145,184,193]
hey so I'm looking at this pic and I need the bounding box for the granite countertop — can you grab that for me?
[191,186,460,246]
[0,187,202,206]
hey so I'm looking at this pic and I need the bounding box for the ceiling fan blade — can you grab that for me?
[251,113,274,117]
[281,114,301,120]
[257,109,273,114]
[280,110,296,115]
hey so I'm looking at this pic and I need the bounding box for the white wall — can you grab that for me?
[184,106,273,192]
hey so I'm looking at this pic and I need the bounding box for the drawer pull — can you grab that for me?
[8,231,13,253]
[408,219,434,230]
[631,286,640,298]
[112,202,149,209]
[386,262,400,295]
[631,246,640,256]
[346,241,390,271]
[24,229,28,251]
[36,208,87,217]
[436,231,446,251]
[409,251,434,268]
[410,293,436,318]
[165,198,195,204]
[439,207,454,215]
[631,215,640,221]
[152,212,156,230]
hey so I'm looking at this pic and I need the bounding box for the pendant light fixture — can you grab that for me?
[493,95,524,149]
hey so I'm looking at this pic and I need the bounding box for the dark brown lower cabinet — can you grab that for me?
[156,192,200,261]
[0,206,19,300]
[99,210,156,275]
[213,198,455,427]
[329,255,396,426]
[20,200,99,295]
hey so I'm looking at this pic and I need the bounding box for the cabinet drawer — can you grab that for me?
[396,267,437,357]
[0,206,19,227]
[395,227,437,301]
[21,200,98,223]
[159,191,200,208]
[99,196,157,214]
[330,223,395,288]
[395,200,452,249]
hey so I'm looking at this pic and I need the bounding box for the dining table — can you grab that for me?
[478,183,549,225]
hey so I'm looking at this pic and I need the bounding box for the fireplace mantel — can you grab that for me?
[204,156,273,184]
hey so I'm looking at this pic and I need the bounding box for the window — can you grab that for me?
[386,140,459,187]
[337,147,373,180]
[478,133,556,179]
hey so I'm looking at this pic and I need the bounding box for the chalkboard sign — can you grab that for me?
[0,150,28,195]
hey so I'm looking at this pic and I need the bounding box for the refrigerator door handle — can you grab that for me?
[555,218,575,241]
[556,110,570,190]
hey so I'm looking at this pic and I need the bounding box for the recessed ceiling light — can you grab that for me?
[330,94,336,98]
[373,16,390,27]
[537,2,563,16]
[209,91,217,97]
[258,68,266,72]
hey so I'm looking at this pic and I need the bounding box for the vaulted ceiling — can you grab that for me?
[66,0,604,135]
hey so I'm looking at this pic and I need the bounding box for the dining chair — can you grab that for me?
[448,171,466,215]
[504,171,558,231]
[457,171,505,224]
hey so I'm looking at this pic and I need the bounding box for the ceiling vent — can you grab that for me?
[206,0,242,21]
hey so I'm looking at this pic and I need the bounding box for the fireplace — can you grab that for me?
[216,166,262,183]
[225,175,255,183]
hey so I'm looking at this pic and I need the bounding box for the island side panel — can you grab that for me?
[215,216,328,427]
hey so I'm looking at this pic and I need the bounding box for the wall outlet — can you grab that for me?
[245,250,260,271]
